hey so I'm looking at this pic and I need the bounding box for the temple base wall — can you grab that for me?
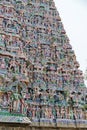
[0,122,87,130]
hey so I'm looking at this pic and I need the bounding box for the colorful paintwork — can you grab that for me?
[0,0,87,122]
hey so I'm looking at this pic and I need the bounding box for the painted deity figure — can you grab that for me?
[8,85,26,114]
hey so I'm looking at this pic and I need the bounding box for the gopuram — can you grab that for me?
[0,0,87,129]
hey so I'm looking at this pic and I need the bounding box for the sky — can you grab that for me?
[54,0,87,76]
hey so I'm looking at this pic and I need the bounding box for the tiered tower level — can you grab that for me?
[0,0,87,122]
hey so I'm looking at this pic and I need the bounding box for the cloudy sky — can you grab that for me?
[54,0,87,75]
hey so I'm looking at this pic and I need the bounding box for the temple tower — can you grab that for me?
[0,0,86,123]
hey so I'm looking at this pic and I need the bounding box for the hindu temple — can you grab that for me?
[0,0,87,129]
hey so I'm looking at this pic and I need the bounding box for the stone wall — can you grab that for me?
[0,126,87,130]
[0,123,87,130]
